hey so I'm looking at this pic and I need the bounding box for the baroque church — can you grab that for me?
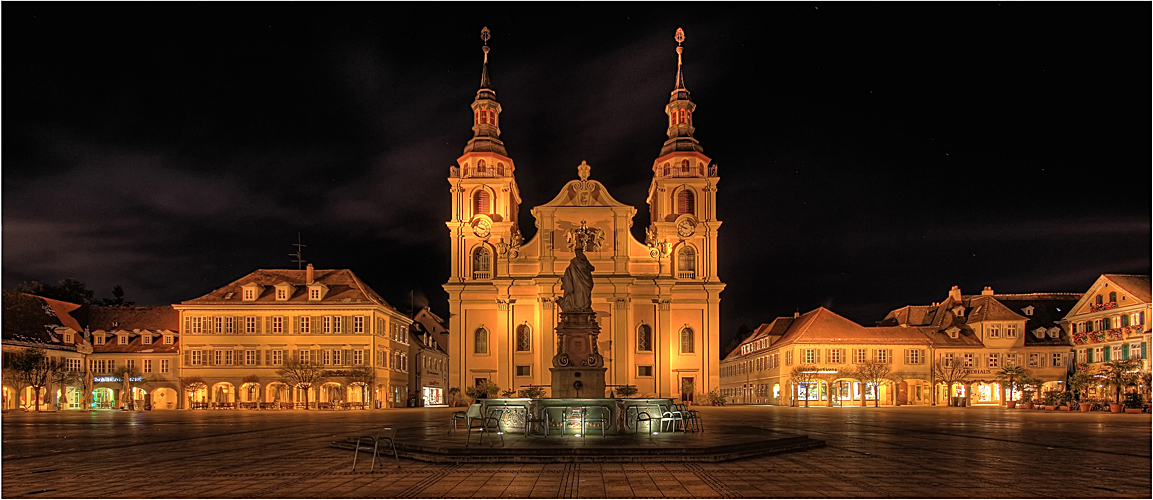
[444,28,724,400]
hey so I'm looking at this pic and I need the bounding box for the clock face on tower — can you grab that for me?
[473,218,492,238]
[676,216,697,238]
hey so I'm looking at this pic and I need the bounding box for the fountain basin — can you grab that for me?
[480,398,676,435]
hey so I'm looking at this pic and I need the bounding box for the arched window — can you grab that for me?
[680,327,695,354]
[678,109,685,123]
[497,163,505,176]
[462,163,469,177]
[477,160,487,174]
[475,110,481,125]
[637,324,653,352]
[676,189,695,214]
[473,190,490,214]
[515,324,531,352]
[662,163,670,177]
[680,160,690,173]
[1095,294,1103,305]
[474,327,488,354]
[1109,291,1117,303]
[472,247,491,279]
[677,246,696,279]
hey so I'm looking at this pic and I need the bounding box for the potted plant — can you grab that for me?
[1102,359,1139,414]
[1058,391,1074,411]
[1018,376,1041,409]
[446,387,461,407]
[1122,392,1144,414]
[997,365,1027,409]
[1042,391,1060,410]
[1067,370,1095,412]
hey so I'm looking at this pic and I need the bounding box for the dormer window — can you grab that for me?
[63,332,73,344]
[142,335,152,345]
[94,335,105,345]
[241,283,265,302]
[118,335,129,345]
[1033,328,1047,339]
[1022,306,1034,316]
[951,306,965,317]
[273,283,295,301]
[164,334,174,345]
[945,326,960,339]
[307,282,329,301]
[1047,327,1061,339]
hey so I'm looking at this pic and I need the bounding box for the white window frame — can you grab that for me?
[161,359,170,373]
[353,349,364,365]
[987,353,999,368]
[245,350,256,365]
[271,350,283,365]
[333,317,343,334]
[143,359,152,373]
[988,323,1001,338]
[299,317,310,334]
[805,349,816,364]
[353,316,365,334]
[225,317,234,334]
[853,348,867,364]
[272,317,283,334]
[1006,324,1018,338]
[963,353,974,368]
[1051,352,1064,367]
[1111,344,1123,361]
[332,349,341,365]
[224,350,235,365]
[245,317,257,334]
[1130,342,1143,359]
[191,351,203,366]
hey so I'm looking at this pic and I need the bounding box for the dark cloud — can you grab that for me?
[2,3,1149,347]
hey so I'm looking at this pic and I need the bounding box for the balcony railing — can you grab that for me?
[472,271,491,280]
[677,271,696,279]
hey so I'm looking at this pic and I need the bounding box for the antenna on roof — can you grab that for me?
[289,233,307,270]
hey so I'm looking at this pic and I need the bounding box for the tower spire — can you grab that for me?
[659,27,703,155]
[463,26,506,155]
[672,27,688,97]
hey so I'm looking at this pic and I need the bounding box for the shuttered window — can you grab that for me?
[473,190,491,214]
[676,189,695,214]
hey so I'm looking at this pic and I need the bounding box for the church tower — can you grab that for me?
[647,28,721,285]
[447,27,523,285]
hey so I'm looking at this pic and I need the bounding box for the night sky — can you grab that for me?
[4,3,1150,349]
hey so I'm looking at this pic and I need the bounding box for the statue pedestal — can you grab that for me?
[550,311,607,398]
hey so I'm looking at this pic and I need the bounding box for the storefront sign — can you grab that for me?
[93,376,143,383]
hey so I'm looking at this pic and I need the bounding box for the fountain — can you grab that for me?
[483,220,673,435]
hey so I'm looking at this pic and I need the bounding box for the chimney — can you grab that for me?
[948,285,962,302]
[793,311,800,318]
[305,263,315,283]
[981,286,994,296]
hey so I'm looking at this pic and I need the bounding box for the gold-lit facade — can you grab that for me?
[173,265,413,409]
[445,30,724,399]
[1064,274,1150,374]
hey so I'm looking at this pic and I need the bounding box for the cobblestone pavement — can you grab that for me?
[3,405,1149,498]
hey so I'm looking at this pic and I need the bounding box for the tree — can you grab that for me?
[17,279,95,305]
[98,285,135,306]
[854,360,893,407]
[996,365,1028,403]
[344,367,375,406]
[465,380,501,400]
[276,355,325,409]
[49,362,83,410]
[1101,358,1140,404]
[9,348,53,411]
[789,364,819,407]
[1067,366,1095,404]
[1018,375,1043,403]
[933,359,971,406]
[518,386,548,398]
[179,376,207,409]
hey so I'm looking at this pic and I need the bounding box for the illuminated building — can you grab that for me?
[409,307,449,405]
[1,292,90,411]
[721,286,1079,406]
[444,29,724,399]
[1064,275,1150,385]
[173,264,413,408]
[87,306,180,410]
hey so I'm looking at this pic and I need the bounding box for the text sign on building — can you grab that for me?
[93,376,143,383]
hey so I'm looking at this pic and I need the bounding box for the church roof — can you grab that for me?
[181,269,396,310]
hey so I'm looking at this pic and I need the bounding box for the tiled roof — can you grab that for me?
[91,330,179,354]
[981,293,1079,347]
[88,306,179,331]
[964,295,1027,323]
[776,308,933,346]
[921,325,986,348]
[181,269,396,310]
[1103,274,1151,303]
[2,291,78,347]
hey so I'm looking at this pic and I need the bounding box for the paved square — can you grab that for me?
[3,406,1149,498]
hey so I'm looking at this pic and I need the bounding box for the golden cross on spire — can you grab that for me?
[675,27,685,64]
[481,27,491,62]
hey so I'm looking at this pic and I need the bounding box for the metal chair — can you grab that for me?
[676,403,703,432]
[450,403,481,433]
[524,407,548,437]
[661,405,686,433]
[581,407,609,437]
[562,407,585,436]
[351,425,399,471]
[466,407,505,447]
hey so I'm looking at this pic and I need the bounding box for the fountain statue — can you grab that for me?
[551,220,606,398]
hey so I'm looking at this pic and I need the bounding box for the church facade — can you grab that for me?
[444,29,724,400]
